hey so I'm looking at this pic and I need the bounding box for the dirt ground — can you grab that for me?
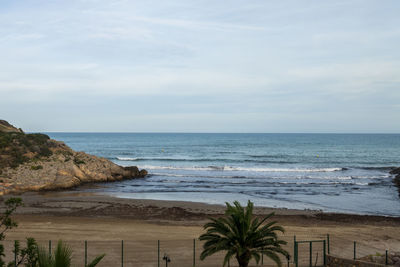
[1,191,399,267]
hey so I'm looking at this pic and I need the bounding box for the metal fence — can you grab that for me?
[2,233,397,267]
[325,234,395,266]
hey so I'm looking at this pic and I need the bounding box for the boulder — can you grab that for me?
[139,169,148,177]
[392,256,400,263]
[390,168,400,196]
[390,167,400,175]
[123,166,140,178]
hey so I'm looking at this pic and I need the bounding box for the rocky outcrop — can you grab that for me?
[0,120,147,195]
[390,167,400,176]
[390,167,400,196]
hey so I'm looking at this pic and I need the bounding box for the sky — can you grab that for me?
[0,0,400,133]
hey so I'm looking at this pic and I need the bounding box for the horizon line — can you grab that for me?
[36,131,400,135]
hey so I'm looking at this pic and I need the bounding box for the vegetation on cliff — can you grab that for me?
[0,132,54,170]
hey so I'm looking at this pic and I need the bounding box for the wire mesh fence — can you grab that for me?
[1,233,398,267]
[327,234,396,266]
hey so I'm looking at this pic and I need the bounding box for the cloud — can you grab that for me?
[0,0,400,132]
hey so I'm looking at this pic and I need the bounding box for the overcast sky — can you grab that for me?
[1,0,399,133]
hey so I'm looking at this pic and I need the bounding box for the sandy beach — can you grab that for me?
[1,191,399,266]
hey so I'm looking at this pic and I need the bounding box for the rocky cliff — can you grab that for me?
[0,120,147,195]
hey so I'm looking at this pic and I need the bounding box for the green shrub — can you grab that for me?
[31,165,43,170]
[7,238,38,267]
[73,158,85,165]
[0,198,23,267]
[38,147,52,157]
[0,132,53,170]
[26,133,50,145]
[37,240,105,267]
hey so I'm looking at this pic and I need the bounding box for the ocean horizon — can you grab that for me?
[47,132,400,216]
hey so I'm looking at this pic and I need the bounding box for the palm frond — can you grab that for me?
[54,240,72,267]
[262,250,283,267]
[37,246,53,267]
[87,253,106,267]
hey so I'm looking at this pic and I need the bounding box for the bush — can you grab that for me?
[73,158,85,165]
[7,238,38,267]
[38,147,52,157]
[30,165,43,170]
[37,240,105,267]
[0,198,23,267]
[0,132,53,170]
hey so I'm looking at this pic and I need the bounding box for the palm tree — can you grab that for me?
[37,240,105,267]
[199,200,289,267]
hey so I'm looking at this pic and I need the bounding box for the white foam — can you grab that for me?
[117,157,138,161]
[140,165,343,173]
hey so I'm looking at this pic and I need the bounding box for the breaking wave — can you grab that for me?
[139,165,345,172]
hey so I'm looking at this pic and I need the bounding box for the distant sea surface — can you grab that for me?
[47,133,400,216]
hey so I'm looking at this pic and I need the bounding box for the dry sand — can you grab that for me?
[1,191,400,267]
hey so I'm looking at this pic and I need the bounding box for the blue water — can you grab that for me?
[46,133,400,216]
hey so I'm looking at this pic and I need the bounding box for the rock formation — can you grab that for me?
[391,167,400,176]
[0,120,147,195]
[390,167,400,196]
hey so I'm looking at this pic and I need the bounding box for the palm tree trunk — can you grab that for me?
[236,252,251,267]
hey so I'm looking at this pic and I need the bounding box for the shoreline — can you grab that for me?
[4,190,400,225]
[102,191,399,218]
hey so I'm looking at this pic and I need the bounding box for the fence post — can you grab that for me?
[121,240,124,267]
[294,241,298,267]
[327,234,330,254]
[261,247,264,265]
[158,240,160,267]
[193,239,195,267]
[353,241,356,260]
[309,242,312,267]
[14,240,17,267]
[49,240,52,256]
[386,250,388,265]
[323,240,326,266]
[293,235,296,263]
[84,240,87,267]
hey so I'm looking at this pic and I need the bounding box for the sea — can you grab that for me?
[46,133,400,216]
